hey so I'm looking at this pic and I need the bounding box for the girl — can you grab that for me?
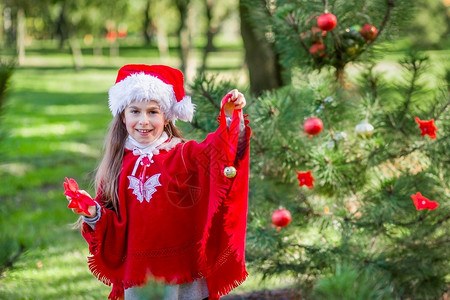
[67,64,251,300]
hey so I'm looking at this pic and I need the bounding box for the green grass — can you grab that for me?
[0,66,115,299]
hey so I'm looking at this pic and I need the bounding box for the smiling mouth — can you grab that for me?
[136,129,152,133]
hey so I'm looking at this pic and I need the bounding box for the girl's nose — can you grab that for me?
[139,115,150,125]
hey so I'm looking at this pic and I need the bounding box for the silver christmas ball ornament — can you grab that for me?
[355,120,374,138]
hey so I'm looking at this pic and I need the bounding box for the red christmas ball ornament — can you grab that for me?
[304,117,323,135]
[360,24,378,41]
[272,209,292,228]
[317,13,337,31]
[309,43,326,58]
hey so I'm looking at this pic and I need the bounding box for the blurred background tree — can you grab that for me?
[0,58,17,275]
[404,0,450,50]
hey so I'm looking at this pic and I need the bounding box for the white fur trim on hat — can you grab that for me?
[109,72,184,121]
[173,96,195,122]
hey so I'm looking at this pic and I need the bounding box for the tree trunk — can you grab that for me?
[56,2,68,50]
[199,0,215,74]
[93,42,103,56]
[3,7,13,46]
[17,8,26,66]
[109,42,119,57]
[239,0,283,96]
[155,21,169,63]
[335,68,346,87]
[69,37,83,71]
[175,0,195,79]
[143,0,153,45]
[0,4,4,42]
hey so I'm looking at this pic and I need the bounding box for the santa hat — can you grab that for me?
[108,64,195,122]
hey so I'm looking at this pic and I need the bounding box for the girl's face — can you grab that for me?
[122,100,167,145]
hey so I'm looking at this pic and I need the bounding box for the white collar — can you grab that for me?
[125,132,169,154]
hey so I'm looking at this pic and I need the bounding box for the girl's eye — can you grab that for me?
[131,110,139,114]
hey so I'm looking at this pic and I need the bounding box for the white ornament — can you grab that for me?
[335,131,347,141]
[324,96,334,103]
[327,131,347,148]
[355,120,374,138]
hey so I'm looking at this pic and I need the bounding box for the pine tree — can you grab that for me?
[242,51,449,299]
[189,1,449,298]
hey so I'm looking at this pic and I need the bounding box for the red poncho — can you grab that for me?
[82,108,251,299]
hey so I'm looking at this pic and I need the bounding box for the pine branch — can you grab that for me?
[356,134,450,167]
[189,119,209,132]
[366,65,379,100]
[434,98,450,121]
[250,135,265,155]
[352,0,396,61]
[199,84,221,111]
[392,214,450,228]
[279,144,307,162]
[397,54,426,129]
[285,16,314,61]
[290,242,337,254]
[386,134,450,160]
[370,0,396,45]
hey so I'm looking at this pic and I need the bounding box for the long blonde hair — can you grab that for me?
[95,114,185,214]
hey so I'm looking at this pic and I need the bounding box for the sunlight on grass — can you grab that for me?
[44,104,106,115]
[1,243,110,299]
[55,142,100,157]
[11,68,115,94]
[12,122,88,138]
[0,162,30,176]
[230,272,297,294]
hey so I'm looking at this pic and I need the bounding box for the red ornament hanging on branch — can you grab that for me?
[317,13,337,31]
[309,43,326,58]
[272,208,292,228]
[411,192,439,210]
[304,117,323,135]
[360,24,378,41]
[63,177,96,216]
[415,117,438,139]
[296,170,315,189]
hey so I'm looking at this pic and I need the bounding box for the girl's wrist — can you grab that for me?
[87,205,97,218]
[83,203,101,221]
[84,203,100,219]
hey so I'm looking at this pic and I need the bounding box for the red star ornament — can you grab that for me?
[415,117,438,139]
[64,177,96,216]
[296,170,315,189]
[411,192,439,210]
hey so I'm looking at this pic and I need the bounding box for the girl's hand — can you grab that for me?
[66,190,97,217]
[222,89,246,117]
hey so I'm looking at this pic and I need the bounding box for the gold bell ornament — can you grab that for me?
[223,166,237,178]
